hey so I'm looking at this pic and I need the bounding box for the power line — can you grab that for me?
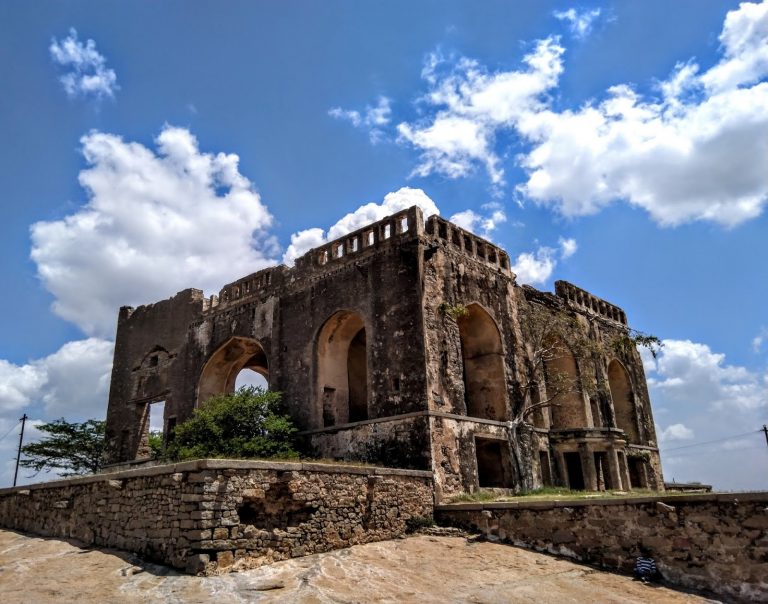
[0,420,21,443]
[661,429,761,452]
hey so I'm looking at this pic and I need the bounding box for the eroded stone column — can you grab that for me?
[579,444,598,491]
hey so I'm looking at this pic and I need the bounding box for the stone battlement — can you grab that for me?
[555,280,627,325]
[425,214,511,273]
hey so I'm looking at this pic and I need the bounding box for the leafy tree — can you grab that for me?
[165,386,298,461]
[148,431,164,458]
[20,418,106,476]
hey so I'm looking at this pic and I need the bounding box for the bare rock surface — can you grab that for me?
[0,529,715,603]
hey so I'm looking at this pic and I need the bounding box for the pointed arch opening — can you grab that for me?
[197,337,269,405]
[316,310,368,427]
[608,359,640,443]
[457,304,508,421]
[543,338,587,429]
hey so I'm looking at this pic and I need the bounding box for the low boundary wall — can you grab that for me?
[0,459,433,574]
[436,492,768,603]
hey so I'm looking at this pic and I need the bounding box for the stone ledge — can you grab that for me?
[0,459,432,496]
[434,491,768,512]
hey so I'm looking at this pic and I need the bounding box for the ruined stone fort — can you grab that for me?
[104,205,663,498]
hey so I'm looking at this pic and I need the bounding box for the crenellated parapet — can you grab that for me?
[424,215,511,274]
[294,206,424,274]
[211,266,286,311]
[555,280,627,325]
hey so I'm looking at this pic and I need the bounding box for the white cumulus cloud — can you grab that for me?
[282,187,439,264]
[397,38,565,187]
[643,338,768,490]
[642,339,768,410]
[49,28,118,99]
[379,1,768,227]
[659,423,695,442]
[31,125,277,337]
[449,202,507,239]
[0,338,113,419]
[553,8,602,39]
[329,96,392,143]
[510,236,578,285]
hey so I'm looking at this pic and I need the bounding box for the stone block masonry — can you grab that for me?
[436,492,768,603]
[0,459,433,575]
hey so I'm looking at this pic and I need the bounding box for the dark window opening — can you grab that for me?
[564,452,585,490]
[347,328,368,422]
[476,437,513,488]
[628,457,647,489]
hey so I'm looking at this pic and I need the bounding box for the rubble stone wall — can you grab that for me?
[0,459,433,575]
[436,492,768,603]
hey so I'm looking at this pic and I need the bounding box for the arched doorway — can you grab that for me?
[316,311,368,427]
[457,304,508,420]
[608,359,640,442]
[197,337,269,405]
[543,338,587,428]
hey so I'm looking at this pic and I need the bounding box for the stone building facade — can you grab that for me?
[104,206,663,499]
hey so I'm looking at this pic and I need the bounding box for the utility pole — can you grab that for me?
[13,413,27,488]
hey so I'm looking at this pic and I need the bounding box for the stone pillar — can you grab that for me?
[554,450,568,488]
[580,444,598,491]
[607,446,623,491]
[619,452,632,491]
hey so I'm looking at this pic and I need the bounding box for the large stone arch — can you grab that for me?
[457,303,508,421]
[197,337,269,405]
[543,338,587,428]
[316,310,369,428]
[608,359,640,443]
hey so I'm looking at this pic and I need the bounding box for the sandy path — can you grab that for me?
[0,529,717,603]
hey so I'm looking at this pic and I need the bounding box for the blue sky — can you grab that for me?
[1,1,767,490]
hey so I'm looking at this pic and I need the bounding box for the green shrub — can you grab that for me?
[166,386,298,461]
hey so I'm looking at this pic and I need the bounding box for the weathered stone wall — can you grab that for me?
[0,460,433,575]
[436,493,768,603]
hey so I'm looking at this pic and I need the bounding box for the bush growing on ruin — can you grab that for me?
[20,418,106,476]
[165,386,298,461]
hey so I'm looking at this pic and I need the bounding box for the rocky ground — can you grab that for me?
[0,528,718,603]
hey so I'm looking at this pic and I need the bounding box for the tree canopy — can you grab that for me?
[165,386,298,461]
[20,418,106,476]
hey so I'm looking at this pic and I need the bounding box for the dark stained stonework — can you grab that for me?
[104,206,663,499]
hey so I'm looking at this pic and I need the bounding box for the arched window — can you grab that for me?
[457,304,508,421]
[608,359,640,443]
[316,311,368,427]
[197,337,269,405]
[543,338,587,428]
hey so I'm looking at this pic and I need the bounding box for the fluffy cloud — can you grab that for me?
[49,28,118,99]
[0,338,113,486]
[510,237,577,285]
[659,423,694,442]
[31,125,277,337]
[0,339,113,419]
[643,338,768,489]
[329,96,392,143]
[752,326,768,353]
[387,1,768,227]
[553,8,602,39]
[397,39,565,187]
[282,187,439,264]
[643,339,768,410]
[449,202,507,239]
